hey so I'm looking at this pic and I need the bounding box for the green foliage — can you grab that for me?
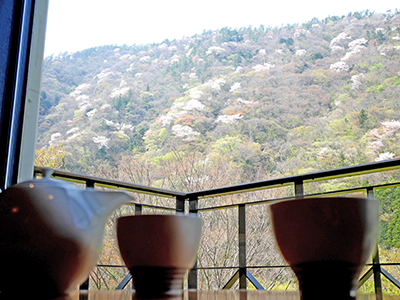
[358,109,368,126]
[369,62,383,72]
[376,187,400,249]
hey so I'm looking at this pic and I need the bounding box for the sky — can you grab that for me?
[44,0,400,57]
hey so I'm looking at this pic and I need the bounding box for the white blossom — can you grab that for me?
[351,73,365,90]
[341,39,366,61]
[76,94,89,102]
[189,73,197,79]
[253,63,275,72]
[126,63,135,72]
[171,124,200,139]
[105,119,135,133]
[348,38,367,50]
[378,45,387,56]
[69,84,90,97]
[237,98,258,106]
[135,73,142,77]
[78,100,91,111]
[171,102,186,111]
[143,129,152,140]
[50,133,61,142]
[66,128,83,142]
[110,87,130,98]
[258,49,266,55]
[368,140,384,153]
[92,135,110,149]
[330,45,345,53]
[119,54,132,60]
[183,99,205,111]
[95,69,113,81]
[295,49,307,57]
[369,128,383,139]
[105,119,115,126]
[67,127,80,135]
[208,79,226,92]
[169,56,180,64]
[66,131,82,142]
[120,123,134,133]
[160,111,186,127]
[215,114,243,124]
[318,147,329,158]
[235,66,243,73]
[381,120,400,136]
[294,28,309,37]
[229,82,241,92]
[100,103,111,110]
[206,46,226,55]
[330,32,351,49]
[330,61,349,72]
[139,56,150,62]
[189,88,203,99]
[86,109,97,120]
[375,152,395,162]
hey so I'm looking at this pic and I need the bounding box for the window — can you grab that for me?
[0,0,48,190]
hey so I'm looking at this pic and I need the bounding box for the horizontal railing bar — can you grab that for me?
[197,181,400,211]
[93,261,400,271]
[34,166,186,198]
[198,198,279,212]
[196,265,290,270]
[187,158,400,199]
[195,262,400,270]
[93,262,400,271]
[96,264,126,268]
[126,202,177,212]
[34,159,400,201]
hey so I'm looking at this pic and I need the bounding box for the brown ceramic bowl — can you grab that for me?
[117,214,202,299]
[270,197,379,300]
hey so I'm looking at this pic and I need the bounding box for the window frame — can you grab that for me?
[0,0,48,190]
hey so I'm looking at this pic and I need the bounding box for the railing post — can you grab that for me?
[239,204,247,289]
[85,180,95,190]
[79,180,96,292]
[135,204,142,215]
[188,196,198,289]
[368,187,383,300]
[176,195,185,214]
[294,180,304,197]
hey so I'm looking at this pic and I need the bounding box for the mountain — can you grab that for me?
[38,11,400,187]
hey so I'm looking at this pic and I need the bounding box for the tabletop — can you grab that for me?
[39,290,400,300]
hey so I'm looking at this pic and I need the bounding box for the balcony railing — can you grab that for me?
[34,158,400,297]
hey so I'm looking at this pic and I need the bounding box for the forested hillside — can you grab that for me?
[37,10,400,291]
[39,11,400,182]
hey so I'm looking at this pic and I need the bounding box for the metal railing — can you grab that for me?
[34,158,400,297]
